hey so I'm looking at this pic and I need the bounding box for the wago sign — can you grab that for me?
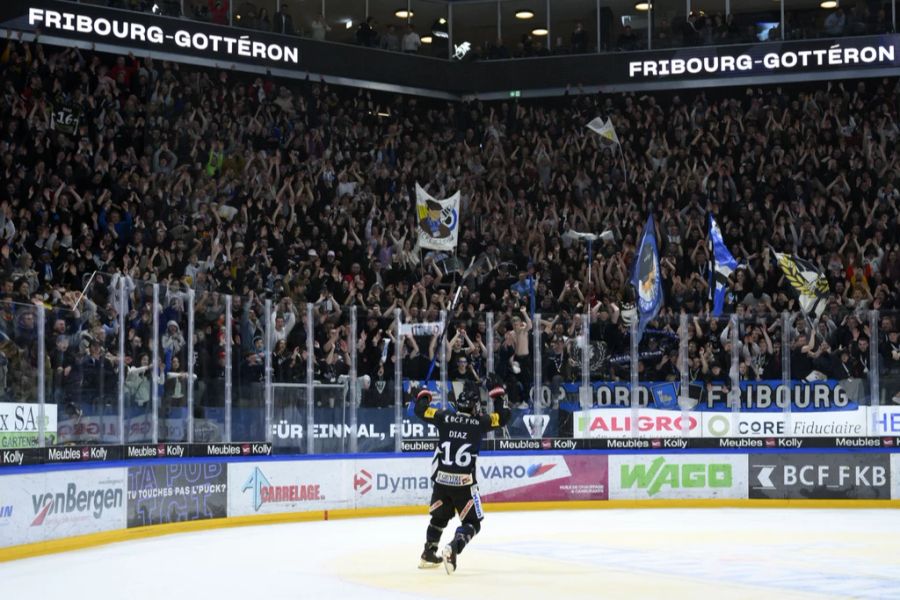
[609,455,747,500]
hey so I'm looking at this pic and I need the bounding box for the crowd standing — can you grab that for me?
[0,33,898,442]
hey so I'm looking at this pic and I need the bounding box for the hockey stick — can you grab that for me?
[424,283,464,383]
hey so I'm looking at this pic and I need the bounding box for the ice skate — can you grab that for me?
[442,543,457,574]
[418,543,441,569]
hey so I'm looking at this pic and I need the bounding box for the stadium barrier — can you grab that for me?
[1,449,898,561]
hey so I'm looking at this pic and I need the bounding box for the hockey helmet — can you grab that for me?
[453,381,481,414]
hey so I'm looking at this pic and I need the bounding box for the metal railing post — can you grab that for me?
[306,303,316,454]
[264,298,273,443]
[394,308,403,453]
[37,305,46,447]
[224,294,233,443]
[186,288,195,443]
[118,275,126,444]
[151,284,160,444]
[349,306,359,454]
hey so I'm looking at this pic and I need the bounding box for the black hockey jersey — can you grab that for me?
[414,392,510,487]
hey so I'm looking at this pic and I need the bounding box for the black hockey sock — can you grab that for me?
[426,523,444,545]
[453,524,476,554]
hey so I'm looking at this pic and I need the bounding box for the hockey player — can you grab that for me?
[413,378,511,574]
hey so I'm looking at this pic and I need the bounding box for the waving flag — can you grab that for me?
[775,253,830,319]
[416,183,460,252]
[587,117,620,146]
[708,215,738,316]
[631,215,663,345]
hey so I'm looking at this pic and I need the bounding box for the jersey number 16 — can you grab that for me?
[438,442,473,467]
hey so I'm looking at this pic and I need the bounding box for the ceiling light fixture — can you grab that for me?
[635,2,652,11]
[395,9,413,19]
[819,0,837,7]
[515,10,535,20]
[421,35,433,44]
[531,28,548,36]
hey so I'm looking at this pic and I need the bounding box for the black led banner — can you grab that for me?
[1,1,898,96]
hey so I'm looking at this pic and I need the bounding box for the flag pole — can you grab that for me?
[587,238,593,285]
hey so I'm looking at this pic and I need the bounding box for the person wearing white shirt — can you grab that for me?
[270,298,298,345]
[402,24,421,53]
[310,14,331,41]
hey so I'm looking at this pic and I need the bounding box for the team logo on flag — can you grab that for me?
[775,253,830,318]
[416,183,460,251]
[587,116,620,146]
[630,215,663,345]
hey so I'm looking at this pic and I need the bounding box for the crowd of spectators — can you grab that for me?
[0,34,898,442]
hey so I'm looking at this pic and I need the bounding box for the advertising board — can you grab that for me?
[868,407,900,437]
[574,408,701,439]
[0,467,126,547]
[227,461,349,517]
[608,455,747,500]
[126,463,227,527]
[0,402,57,447]
[351,457,433,508]
[702,410,867,438]
[478,455,607,502]
[748,454,891,499]
[893,455,900,500]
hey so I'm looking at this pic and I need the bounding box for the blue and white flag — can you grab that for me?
[631,214,663,345]
[708,215,738,316]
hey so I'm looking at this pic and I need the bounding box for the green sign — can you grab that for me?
[621,456,732,496]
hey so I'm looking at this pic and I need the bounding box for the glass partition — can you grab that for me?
[56,272,124,445]
[550,0,598,54]
[229,292,263,442]
[0,301,42,448]
[232,0,279,31]
[785,0,891,40]
[55,0,897,59]
[155,281,192,442]
[121,280,157,444]
[45,304,81,448]
[500,0,550,58]
[879,310,899,407]
[411,0,451,58]
[5,264,899,450]
[191,290,227,442]
[453,1,499,59]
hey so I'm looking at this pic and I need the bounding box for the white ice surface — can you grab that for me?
[3,508,899,600]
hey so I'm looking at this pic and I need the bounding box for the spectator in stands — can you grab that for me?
[255,8,272,31]
[208,0,228,26]
[401,24,421,54]
[381,25,401,52]
[273,5,295,35]
[310,14,331,42]
[357,17,379,47]
[618,25,639,51]
[571,22,589,54]
[824,7,847,36]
